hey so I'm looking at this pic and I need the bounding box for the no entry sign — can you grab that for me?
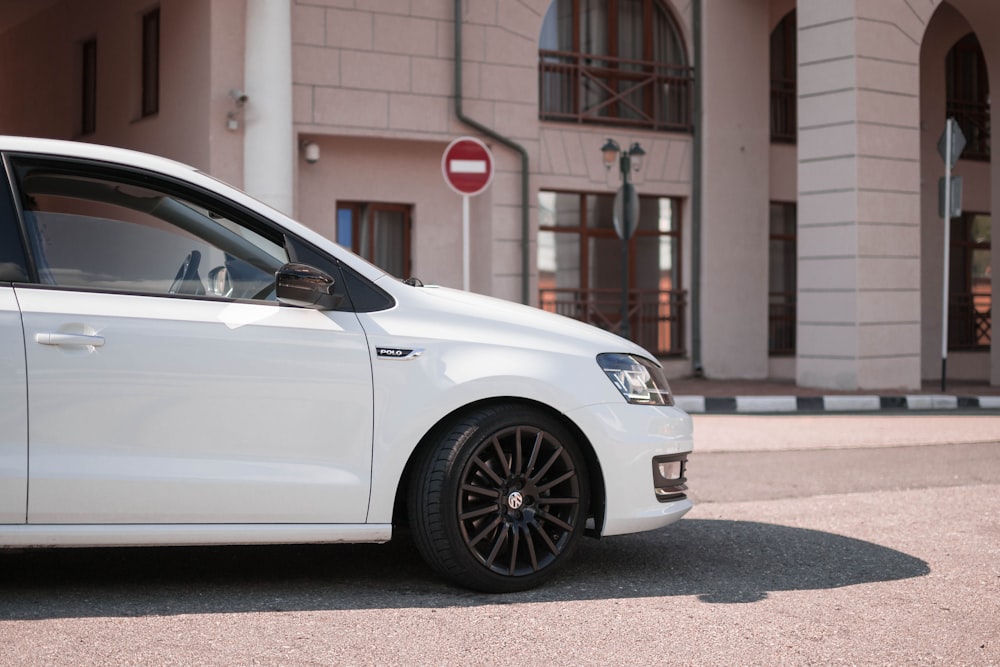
[442,137,494,196]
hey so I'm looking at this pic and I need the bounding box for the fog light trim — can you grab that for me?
[652,453,688,503]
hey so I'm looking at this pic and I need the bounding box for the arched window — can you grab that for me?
[770,10,796,143]
[539,0,692,132]
[946,33,990,161]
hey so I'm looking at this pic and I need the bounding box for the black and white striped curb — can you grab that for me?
[675,394,1000,414]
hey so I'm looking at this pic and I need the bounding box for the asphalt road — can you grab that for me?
[1,414,998,666]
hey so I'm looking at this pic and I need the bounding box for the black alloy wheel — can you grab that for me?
[409,405,590,593]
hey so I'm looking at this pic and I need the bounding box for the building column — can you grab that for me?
[796,0,927,390]
[243,0,294,215]
[698,0,770,379]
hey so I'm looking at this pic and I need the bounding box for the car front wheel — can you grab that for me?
[409,405,590,593]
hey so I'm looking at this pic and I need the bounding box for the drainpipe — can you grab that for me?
[690,0,704,376]
[454,0,531,305]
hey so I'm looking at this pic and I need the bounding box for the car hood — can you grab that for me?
[366,279,655,361]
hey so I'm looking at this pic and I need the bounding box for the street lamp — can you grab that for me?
[601,139,645,340]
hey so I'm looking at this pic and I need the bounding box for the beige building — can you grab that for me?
[0,0,995,390]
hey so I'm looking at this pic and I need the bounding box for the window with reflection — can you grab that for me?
[538,190,684,355]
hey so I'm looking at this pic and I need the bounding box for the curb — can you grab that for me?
[675,394,1000,414]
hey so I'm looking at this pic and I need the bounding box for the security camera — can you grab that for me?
[229,89,248,105]
[302,141,320,164]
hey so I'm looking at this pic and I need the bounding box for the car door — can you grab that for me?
[10,154,374,525]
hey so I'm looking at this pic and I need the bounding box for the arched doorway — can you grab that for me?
[919,1,997,386]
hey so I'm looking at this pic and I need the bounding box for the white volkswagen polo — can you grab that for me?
[0,136,692,592]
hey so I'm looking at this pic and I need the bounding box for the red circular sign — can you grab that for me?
[442,137,494,196]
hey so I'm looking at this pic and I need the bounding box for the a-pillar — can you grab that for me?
[796,0,924,390]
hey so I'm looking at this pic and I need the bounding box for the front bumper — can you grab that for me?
[567,402,694,537]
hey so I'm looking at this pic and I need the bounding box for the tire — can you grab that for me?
[409,404,590,593]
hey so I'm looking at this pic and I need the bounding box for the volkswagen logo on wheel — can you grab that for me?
[507,491,524,510]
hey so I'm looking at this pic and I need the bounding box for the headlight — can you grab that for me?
[597,353,674,406]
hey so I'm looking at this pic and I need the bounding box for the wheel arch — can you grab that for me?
[391,396,607,537]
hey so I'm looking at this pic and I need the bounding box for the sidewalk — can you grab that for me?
[670,376,1000,413]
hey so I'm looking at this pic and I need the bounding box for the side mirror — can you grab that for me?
[206,266,233,297]
[275,263,343,310]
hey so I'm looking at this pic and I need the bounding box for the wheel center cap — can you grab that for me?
[506,491,524,510]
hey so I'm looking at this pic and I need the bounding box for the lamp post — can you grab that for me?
[601,139,645,340]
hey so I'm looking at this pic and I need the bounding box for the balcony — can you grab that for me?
[539,49,693,133]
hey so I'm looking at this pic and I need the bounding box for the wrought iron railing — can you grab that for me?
[768,292,796,355]
[538,287,687,356]
[949,292,991,350]
[539,49,693,132]
[947,100,990,161]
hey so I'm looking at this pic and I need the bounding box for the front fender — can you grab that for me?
[364,339,619,523]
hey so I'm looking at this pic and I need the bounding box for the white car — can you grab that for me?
[0,136,692,592]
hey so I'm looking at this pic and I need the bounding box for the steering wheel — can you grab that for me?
[168,250,202,294]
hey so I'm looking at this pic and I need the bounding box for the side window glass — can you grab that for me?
[13,162,288,300]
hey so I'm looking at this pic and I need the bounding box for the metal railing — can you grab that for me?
[768,292,796,355]
[539,49,693,132]
[538,287,687,356]
[949,292,991,350]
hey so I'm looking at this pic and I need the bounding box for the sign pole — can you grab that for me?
[941,119,952,392]
[463,195,470,291]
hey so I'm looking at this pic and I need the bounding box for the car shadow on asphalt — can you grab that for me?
[0,519,929,619]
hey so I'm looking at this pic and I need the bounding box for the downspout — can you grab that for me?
[690,0,704,376]
[454,0,531,305]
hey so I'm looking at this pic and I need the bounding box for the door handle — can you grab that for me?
[35,332,106,347]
